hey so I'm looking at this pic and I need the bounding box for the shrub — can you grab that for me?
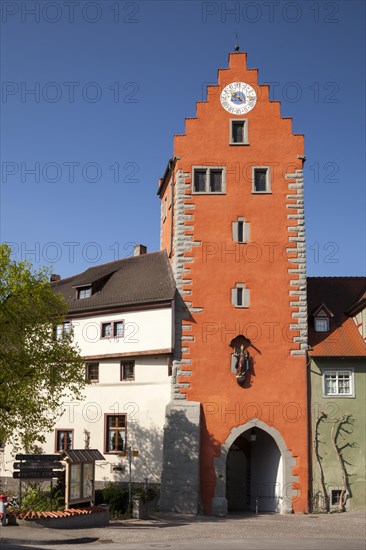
[95,483,129,515]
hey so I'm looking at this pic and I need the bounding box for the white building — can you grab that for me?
[1,247,176,487]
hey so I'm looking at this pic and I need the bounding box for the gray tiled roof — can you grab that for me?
[52,251,176,313]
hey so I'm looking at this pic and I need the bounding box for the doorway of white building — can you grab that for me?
[226,428,283,513]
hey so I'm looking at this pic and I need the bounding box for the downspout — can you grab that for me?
[169,169,174,258]
[306,348,313,512]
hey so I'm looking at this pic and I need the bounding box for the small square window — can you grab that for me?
[230,120,248,145]
[77,286,92,299]
[56,429,73,451]
[192,167,225,194]
[323,370,354,397]
[314,318,329,332]
[86,362,99,382]
[330,489,342,506]
[121,361,135,381]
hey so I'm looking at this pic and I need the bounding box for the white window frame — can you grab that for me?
[232,217,250,243]
[192,166,226,194]
[231,283,250,308]
[252,166,271,194]
[229,119,249,145]
[322,369,355,398]
[77,286,92,299]
[314,317,330,332]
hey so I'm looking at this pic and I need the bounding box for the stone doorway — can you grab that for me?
[212,419,297,516]
[226,428,282,512]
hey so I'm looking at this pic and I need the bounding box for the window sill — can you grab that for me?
[104,451,125,455]
[323,394,355,399]
[229,142,250,146]
[101,336,124,340]
[251,191,272,194]
[192,191,226,195]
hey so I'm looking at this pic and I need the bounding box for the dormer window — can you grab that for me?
[314,317,330,332]
[77,286,92,299]
[312,304,333,332]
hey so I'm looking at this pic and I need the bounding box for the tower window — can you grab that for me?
[230,119,248,145]
[232,217,250,243]
[210,170,223,192]
[253,167,271,193]
[231,284,250,308]
[192,167,226,194]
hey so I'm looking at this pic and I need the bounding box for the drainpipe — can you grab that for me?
[306,346,313,513]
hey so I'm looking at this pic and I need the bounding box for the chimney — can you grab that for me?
[133,244,147,256]
[50,274,61,282]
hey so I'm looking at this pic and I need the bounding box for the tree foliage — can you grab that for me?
[0,244,85,451]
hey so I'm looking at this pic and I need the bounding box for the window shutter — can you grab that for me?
[243,288,250,308]
[232,221,238,241]
[243,222,250,243]
[231,288,237,306]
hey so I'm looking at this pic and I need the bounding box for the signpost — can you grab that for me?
[118,446,139,516]
[13,454,64,511]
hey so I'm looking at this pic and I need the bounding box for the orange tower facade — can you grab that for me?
[159,52,308,515]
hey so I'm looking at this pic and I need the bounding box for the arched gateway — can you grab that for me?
[212,419,298,516]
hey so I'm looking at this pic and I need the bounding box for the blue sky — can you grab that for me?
[1,0,365,278]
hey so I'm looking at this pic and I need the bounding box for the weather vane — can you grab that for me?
[234,32,240,52]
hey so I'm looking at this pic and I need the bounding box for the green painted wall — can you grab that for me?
[310,357,366,511]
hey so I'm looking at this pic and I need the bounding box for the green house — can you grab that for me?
[308,277,366,512]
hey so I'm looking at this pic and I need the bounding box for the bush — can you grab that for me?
[18,483,64,512]
[95,483,129,515]
[133,486,158,503]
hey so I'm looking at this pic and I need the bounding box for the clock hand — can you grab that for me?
[231,92,244,103]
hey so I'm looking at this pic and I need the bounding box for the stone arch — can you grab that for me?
[211,418,298,515]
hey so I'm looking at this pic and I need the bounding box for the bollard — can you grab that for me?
[0,494,7,526]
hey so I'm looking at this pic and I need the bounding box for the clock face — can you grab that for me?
[220,82,257,115]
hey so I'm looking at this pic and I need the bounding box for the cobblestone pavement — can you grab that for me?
[0,511,365,549]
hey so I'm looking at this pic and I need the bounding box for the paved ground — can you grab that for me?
[1,511,365,550]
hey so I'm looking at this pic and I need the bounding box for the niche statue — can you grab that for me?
[235,345,250,386]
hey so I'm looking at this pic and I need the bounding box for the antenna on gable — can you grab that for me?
[234,32,240,52]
